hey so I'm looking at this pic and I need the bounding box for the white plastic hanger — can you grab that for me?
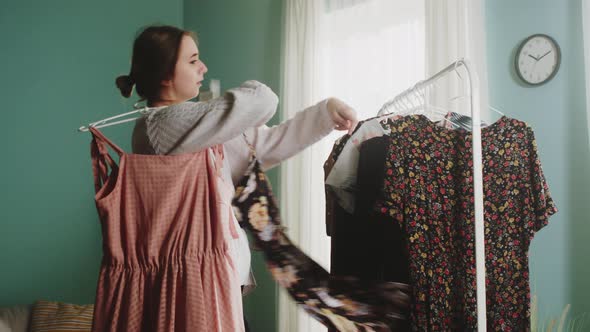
[78,102,166,132]
[379,82,455,121]
[448,64,506,118]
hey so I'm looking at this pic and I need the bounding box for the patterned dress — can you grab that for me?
[374,115,557,331]
[232,139,412,332]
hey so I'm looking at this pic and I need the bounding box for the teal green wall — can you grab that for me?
[0,0,183,305]
[486,0,590,321]
[0,0,283,329]
[183,1,284,331]
[3,0,589,329]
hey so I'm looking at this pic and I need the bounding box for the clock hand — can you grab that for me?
[528,54,539,61]
[538,50,552,60]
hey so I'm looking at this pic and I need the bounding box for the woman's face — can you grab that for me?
[169,35,208,102]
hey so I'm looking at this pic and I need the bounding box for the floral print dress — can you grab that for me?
[374,115,557,331]
[232,138,411,332]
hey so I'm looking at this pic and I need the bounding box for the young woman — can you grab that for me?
[94,25,407,331]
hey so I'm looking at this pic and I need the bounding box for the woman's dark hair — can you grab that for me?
[116,25,196,103]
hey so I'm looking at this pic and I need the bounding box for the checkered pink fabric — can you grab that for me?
[88,127,243,332]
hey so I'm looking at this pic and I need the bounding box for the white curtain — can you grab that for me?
[583,0,590,148]
[319,0,426,121]
[426,0,490,122]
[280,1,424,331]
[279,2,326,332]
[279,1,489,331]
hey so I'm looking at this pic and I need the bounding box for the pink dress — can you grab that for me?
[88,127,243,332]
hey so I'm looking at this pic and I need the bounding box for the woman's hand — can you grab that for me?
[327,97,359,135]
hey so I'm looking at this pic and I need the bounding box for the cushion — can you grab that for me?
[30,300,93,332]
[0,304,31,332]
[0,320,11,332]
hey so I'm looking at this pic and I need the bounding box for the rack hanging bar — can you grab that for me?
[379,60,472,116]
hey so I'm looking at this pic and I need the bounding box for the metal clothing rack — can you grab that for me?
[379,58,487,331]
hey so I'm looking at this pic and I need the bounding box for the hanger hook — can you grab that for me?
[400,90,413,112]
[453,61,463,81]
[414,85,425,107]
[403,88,414,111]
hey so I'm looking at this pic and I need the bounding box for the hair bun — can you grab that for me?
[115,75,135,98]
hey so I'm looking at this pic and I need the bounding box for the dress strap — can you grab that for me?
[210,145,239,240]
[89,127,123,193]
[88,127,125,156]
[242,133,257,161]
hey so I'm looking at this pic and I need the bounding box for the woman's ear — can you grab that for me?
[161,79,173,87]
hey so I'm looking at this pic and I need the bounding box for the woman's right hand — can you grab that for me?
[326,97,359,135]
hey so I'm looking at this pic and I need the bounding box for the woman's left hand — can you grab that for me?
[326,97,359,135]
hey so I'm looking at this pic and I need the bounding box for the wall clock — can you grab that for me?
[515,34,561,86]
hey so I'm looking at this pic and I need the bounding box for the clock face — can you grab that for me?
[515,34,561,85]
